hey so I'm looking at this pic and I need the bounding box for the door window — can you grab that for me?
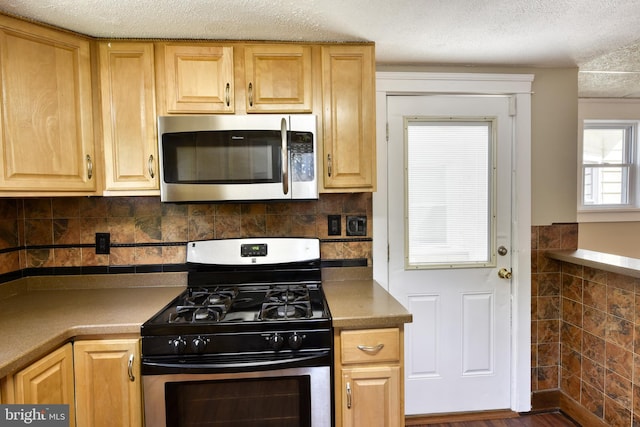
[405,119,495,269]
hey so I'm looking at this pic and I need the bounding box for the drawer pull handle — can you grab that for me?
[357,343,384,354]
[346,381,352,409]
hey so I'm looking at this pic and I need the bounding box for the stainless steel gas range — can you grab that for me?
[141,238,332,427]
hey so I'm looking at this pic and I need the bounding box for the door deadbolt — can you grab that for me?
[497,246,508,256]
[498,268,512,279]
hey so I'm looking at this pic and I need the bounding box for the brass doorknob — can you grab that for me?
[498,268,512,279]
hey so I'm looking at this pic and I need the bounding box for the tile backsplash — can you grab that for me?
[0,194,372,279]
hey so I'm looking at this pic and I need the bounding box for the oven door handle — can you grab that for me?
[142,353,330,374]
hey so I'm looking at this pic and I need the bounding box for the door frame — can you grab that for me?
[373,71,534,412]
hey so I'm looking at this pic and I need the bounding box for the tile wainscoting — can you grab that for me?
[0,193,372,281]
[534,228,640,426]
[552,255,640,426]
[531,223,578,395]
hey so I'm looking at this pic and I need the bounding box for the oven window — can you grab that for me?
[165,376,311,427]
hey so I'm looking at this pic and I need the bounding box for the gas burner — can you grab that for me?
[167,287,238,323]
[265,285,310,304]
[187,287,238,306]
[168,303,228,323]
[258,300,312,320]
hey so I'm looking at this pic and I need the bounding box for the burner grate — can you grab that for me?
[259,285,313,320]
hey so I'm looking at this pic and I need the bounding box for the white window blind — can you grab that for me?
[406,120,493,268]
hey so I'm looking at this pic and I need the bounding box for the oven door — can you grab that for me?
[143,366,331,427]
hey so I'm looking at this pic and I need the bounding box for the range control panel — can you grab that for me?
[241,243,268,257]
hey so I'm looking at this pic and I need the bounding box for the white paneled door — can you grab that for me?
[387,94,514,415]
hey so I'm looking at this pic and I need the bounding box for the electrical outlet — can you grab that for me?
[328,215,341,236]
[346,216,367,236]
[95,232,110,254]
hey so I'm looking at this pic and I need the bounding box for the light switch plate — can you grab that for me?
[95,232,110,254]
[328,215,341,236]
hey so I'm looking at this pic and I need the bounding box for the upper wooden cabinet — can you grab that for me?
[244,44,312,112]
[157,43,313,115]
[98,41,159,194]
[320,45,376,192]
[157,43,234,114]
[0,11,376,194]
[0,15,97,194]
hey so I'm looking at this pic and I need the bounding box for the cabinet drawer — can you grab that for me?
[340,328,400,364]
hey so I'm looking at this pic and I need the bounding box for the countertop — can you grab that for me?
[546,249,640,278]
[323,279,413,328]
[0,273,186,378]
[0,269,411,378]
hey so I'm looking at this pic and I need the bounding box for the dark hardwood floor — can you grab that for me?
[408,412,580,427]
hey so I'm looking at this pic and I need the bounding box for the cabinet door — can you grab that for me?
[341,366,401,427]
[160,44,234,113]
[98,42,159,194]
[13,343,75,425]
[0,15,96,193]
[244,44,312,112]
[321,45,376,191]
[74,339,142,427]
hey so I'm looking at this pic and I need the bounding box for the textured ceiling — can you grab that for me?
[1,0,640,97]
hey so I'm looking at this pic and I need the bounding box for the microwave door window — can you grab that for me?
[219,139,276,182]
[162,131,282,184]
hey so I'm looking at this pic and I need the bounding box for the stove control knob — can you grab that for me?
[191,337,207,354]
[170,337,187,354]
[288,333,304,350]
[269,333,285,351]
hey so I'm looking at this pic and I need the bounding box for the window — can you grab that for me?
[581,121,637,212]
[405,119,494,268]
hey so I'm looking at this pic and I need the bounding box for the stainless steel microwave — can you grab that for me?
[158,115,317,202]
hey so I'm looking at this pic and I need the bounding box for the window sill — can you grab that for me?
[577,209,640,223]
[546,249,640,279]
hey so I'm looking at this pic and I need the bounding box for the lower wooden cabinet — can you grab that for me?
[3,339,142,427]
[74,339,142,427]
[334,327,405,427]
[11,343,75,425]
[341,365,401,427]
